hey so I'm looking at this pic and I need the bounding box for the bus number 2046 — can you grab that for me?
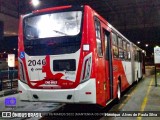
[28,59,46,66]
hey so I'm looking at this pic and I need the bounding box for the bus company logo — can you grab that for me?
[31,68,34,72]
[2,112,11,118]
[4,97,16,107]
[2,112,12,118]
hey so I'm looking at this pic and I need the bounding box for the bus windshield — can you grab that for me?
[23,10,83,56]
[24,11,82,39]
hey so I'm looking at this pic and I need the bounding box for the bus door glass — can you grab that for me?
[103,29,113,101]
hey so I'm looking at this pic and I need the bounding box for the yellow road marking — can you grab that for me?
[137,78,154,120]
[118,85,137,110]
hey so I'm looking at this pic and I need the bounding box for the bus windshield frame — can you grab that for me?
[23,7,84,56]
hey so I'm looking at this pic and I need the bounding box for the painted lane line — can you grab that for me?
[118,85,138,110]
[137,78,154,120]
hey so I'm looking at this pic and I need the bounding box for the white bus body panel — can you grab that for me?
[18,79,96,104]
[122,61,132,85]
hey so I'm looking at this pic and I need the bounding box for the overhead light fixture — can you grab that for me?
[145,44,149,47]
[137,41,140,44]
[31,0,40,7]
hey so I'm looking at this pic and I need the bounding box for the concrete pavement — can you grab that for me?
[101,74,160,120]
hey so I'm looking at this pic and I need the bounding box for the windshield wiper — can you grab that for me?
[53,30,68,36]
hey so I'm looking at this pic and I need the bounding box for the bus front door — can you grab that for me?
[103,29,113,103]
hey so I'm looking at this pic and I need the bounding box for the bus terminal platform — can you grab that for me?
[101,74,160,120]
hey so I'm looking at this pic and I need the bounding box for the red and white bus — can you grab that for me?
[18,5,145,107]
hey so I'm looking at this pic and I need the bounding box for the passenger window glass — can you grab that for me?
[136,52,138,61]
[112,33,118,46]
[113,46,119,58]
[134,47,138,61]
[128,51,131,59]
[118,37,124,59]
[123,40,126,50]
[105,34,108,60]
[124,51,128,59]
[137,51,140,61]
[95,20,101,39]
[119,49,124,59]
[122,40,127,60]
[95,18,102,56]
[138,51,142,62]
[112,33,119,58]
[127,43,131,60]
[127,43,130,51]
[97,39,103,56]
[118,37,123,48]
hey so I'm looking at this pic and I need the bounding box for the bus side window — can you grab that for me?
[133,46,138,61]
[127,43,131,60]
[112,32,118,58]
[138,50,142,62]
[123,40,127,60]
[95,18,103,57]
[103,29,110,60]
[118,37,124,59]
